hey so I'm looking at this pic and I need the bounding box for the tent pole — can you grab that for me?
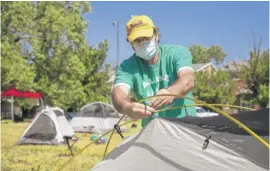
[11,96,14,122]
[40,98,44,109]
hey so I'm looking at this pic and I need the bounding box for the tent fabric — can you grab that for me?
[18,107,75,145]
[90,108,269,171]
[70,102,127,134]
[71,117,122,133]
[52,107,75,138]
[1,88,42,98]
[78,102,120,118]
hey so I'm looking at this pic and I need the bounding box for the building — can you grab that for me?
[220,60,249,79]
[221,61,253,111]
[220,61,252,95]
[192,62,217,73]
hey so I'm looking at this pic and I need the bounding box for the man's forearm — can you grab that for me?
[111,87,132,114]
[167,72,194,97]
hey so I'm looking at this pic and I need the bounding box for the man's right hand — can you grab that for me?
[123,102,156,119]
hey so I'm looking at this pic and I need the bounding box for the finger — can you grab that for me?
[150,97,159,107]
[133,105,152,114]
[132,107,153,118]
[151,97,165,109]
[165,99,173,105]
[135,108,152,116]
[131,113,147,120]
[155,98,171,109]
[154,101,165,110]
[137,103,156,113]
[151,97,163,108]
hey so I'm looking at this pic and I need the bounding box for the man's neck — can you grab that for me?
[147,52,159,65]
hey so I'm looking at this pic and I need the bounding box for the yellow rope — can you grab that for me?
[103,103,253,158]
[56,115,135,171]
[138,94,270,149]
[102,127,116,159]
[154,103,254,113]
[57,95,268,170]
[102,119,140,159]
[196,103,254,111]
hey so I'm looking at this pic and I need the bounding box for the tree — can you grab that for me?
[189,44,227,64]
[81,41,111,104]
[208,45,227,64]
[233,38,269,108]
[1,2,111,110]
[192,70,236,105]
[1,2,36,90]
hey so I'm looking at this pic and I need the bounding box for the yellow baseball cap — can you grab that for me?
[126,15,155,42]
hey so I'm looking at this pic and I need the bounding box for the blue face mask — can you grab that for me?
[134,37,158,60]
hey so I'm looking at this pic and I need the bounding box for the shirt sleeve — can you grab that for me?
[113,61,134,91]
[173,46,194,75]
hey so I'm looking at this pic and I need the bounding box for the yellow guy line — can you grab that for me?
[139,94,269,149]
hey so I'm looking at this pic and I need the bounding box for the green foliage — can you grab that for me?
[189,44,227,64]
[1,2,36,90]
[256,84,269,107]
[189,45,209,63]
[208,45,227,64]
[80,41,111,105]
[193,70,236,105]
[1,2,111,110]
[189,44,232,106]
[235,39,269,107]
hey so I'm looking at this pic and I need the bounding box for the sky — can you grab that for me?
[83,1,269,67]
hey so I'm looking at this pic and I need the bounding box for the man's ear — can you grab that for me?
[154,27,160,43]
[155,34,159,42]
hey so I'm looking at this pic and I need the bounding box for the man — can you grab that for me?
[111,15,196,127]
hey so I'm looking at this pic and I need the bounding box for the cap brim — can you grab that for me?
[128,28,153,42]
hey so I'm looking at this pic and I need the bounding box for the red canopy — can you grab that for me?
[1,88,42,99]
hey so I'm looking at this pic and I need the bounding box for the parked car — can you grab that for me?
[196,107,219,117]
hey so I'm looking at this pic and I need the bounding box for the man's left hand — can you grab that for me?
[150,89,175,110]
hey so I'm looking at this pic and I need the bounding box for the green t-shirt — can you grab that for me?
[114,44,196,127]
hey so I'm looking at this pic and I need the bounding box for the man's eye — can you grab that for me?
[137,39,144,43]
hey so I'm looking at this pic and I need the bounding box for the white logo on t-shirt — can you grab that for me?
[143,74,170,88]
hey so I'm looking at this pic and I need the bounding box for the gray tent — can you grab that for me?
[70,102,127,133]
[90,108,269,171]
[18,107,75,145]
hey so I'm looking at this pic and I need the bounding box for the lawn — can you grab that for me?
[1,119,141,171]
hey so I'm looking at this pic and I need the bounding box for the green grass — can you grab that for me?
[1,119,141,171]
